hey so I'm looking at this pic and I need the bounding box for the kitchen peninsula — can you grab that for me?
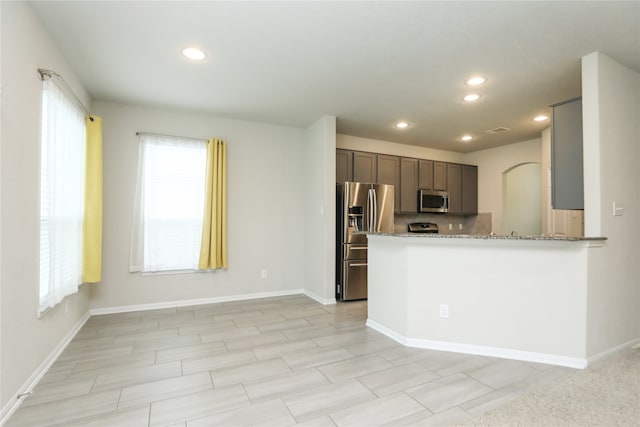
[365,232,606,369]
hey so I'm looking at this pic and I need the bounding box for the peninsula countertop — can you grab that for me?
[363,231,607,242]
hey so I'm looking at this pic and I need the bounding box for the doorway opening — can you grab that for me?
[502,163,542,236]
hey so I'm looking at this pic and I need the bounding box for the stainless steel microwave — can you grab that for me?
[419,189,449,213]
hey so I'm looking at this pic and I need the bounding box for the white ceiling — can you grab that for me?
[30,1,640,153]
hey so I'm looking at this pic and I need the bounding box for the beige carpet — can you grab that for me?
[463,347,640,426]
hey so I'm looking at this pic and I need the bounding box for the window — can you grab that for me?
[130,135,208,272]
[39,78,87,314]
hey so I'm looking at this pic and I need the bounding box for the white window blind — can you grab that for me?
[39,77,86,315]
[130,135,207,273]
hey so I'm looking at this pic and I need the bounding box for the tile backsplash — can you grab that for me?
[394,212,492,235]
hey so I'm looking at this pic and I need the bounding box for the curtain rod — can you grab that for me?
[136,132,208,142]
[38,68,93,120]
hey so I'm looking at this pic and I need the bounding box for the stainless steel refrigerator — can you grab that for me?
[336,182,394,301]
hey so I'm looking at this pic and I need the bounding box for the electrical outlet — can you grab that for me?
[261,270,268,279]
[458,224,463,230]
[448,224,452,230]
[439,304,449,319]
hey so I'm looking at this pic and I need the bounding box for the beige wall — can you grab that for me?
[503,163,542,236]
[90,101,308,310]
[0,2,92,414]
[582,52,640,358]
[464,138,542,234]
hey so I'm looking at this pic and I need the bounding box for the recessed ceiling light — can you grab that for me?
[534,115,549,122]
[461,135,473,142]
[182,47,206,61]
[395,121,409,129]
[466,76,486,86]
[463,94,481,102]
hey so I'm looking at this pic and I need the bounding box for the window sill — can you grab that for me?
[139,269,208,277]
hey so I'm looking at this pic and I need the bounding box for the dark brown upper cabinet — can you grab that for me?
[335,149,478,216]
[336,149,353,183]
[447,163,463,214]
[400,158,419,213]
[353,151,377,183]
[418,160,434,190]
[433,161,447,191]
[462,165,478,215]
[377,155,401,212]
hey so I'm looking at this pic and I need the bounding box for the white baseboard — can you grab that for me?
[0,311,90,427]
[365,319,409,345]
[303,289,336,305]
[89,289,307,315]
[587,337,640,365]
[366,318,588,369]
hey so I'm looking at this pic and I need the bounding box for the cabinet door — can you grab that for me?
[552,209,584,237]
[447,163,462,214]
[462,165,478,215]
[433,162,447,191]
[551,98,583,209]
[377,155,401,211]
[353,152,377,183]
[418,160,433,190]
[400,158,419,213]
[336,149,353,183]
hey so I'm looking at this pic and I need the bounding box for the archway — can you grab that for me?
[502,163,542,236]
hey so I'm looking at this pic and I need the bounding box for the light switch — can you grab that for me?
[613,202,624,216]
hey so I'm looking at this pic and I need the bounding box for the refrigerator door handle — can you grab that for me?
[367,189,371,232]
[369,188,377,232]
[367,189,374,232]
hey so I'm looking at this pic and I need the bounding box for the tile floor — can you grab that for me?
[7,295,570,426]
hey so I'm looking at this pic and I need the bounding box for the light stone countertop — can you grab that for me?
[364,232,607,242]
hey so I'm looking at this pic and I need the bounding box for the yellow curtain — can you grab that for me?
[199,138,228,269]
[82,115,103,282]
